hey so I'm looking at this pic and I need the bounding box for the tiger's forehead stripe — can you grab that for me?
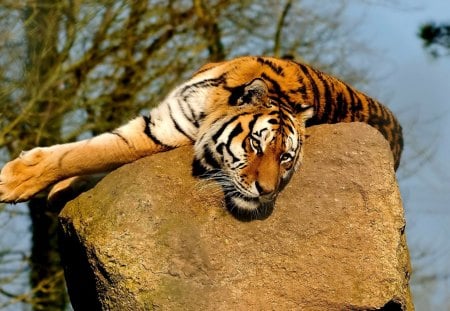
[211,112,251,143]
[244,110,299,154]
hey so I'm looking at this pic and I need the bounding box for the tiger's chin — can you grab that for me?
[224,194,275,221]
[191,159,277,221]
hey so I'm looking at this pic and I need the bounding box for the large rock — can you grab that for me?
[58,123,413,310]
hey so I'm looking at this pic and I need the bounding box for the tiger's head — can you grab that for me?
[193,78,313,220]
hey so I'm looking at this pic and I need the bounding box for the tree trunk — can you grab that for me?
[22,1,68,309]
[28,198,68,310]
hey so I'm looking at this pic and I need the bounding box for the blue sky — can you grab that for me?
[346,1,450,307]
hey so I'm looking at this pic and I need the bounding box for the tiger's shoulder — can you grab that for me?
[192,55,337,111]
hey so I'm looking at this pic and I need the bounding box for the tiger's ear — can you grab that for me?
[295,104,314,122]
[236,78,269,106]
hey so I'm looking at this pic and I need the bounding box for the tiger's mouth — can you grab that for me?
[223,188,276,221]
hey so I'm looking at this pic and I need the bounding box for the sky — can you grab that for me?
[345,0,450,308]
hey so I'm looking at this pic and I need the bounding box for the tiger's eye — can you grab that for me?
[250,137,262,154]
[280,153,293,163]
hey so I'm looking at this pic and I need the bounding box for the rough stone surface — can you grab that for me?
[58,123,413,310]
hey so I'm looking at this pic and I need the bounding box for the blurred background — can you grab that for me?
[0,0,449,309]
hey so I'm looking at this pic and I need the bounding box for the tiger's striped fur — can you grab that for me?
[0,56,402,218]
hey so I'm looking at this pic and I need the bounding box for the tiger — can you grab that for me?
[0,56,403,219]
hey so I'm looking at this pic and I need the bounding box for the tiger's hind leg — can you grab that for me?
[0,116,181,203]
[46,175,106,207]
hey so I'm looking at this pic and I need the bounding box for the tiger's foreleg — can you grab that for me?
[0,116,175,203]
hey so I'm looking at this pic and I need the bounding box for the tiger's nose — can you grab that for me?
[255,181,275,196]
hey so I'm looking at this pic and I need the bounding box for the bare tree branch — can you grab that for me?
[274,0,293,57]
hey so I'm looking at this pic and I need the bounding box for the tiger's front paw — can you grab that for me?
[0,148,55,203]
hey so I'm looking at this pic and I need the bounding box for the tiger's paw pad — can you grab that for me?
[0,148,52,203]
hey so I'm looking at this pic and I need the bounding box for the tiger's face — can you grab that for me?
[193,79,313,220]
